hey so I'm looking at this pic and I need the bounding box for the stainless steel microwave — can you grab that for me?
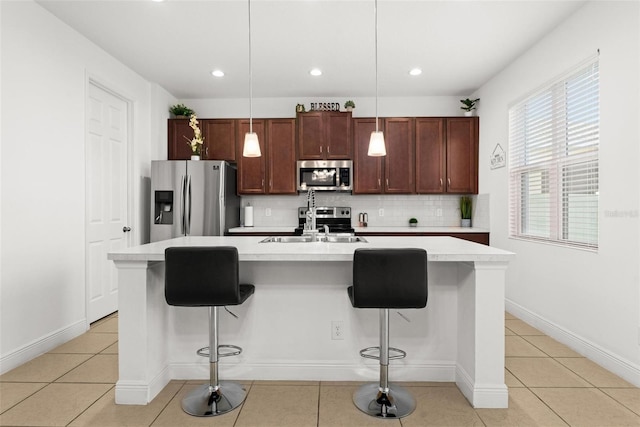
[296,160,353,192]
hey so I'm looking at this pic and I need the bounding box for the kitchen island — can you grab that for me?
[108,235,514,408]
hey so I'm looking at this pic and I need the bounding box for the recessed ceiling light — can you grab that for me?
[151,0,164,2]
[211,70,224,77]
[409,68,422,76]
[309,68,322,76]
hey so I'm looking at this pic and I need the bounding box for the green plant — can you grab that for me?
[344,100,356,109]
[460,98,479,112]
[169,103,194,117]
[460,196,472,219]
[409,217,418,224]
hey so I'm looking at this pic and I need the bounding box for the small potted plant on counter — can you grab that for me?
[460,196,472,227]
[409,217,418,227]
[460,98,479,116]
[344,100,355,112]
[170,103,194,119]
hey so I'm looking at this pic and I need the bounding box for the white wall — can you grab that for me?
[0,1,158,372]
[476,1,640,384]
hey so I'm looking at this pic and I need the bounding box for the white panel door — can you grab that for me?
[86,82,129,323]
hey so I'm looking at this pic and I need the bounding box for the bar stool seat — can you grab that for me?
[165,246,254,417]
[348,248,428,418]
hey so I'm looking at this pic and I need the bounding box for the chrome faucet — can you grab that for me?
[323,225,330,239]
[305,189,316,232]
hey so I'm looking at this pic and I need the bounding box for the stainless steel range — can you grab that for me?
[294,206,354,235]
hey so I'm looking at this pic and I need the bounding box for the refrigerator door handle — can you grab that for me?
[218,165,225,234]
[186,174,192,235]
[180,175,186,235]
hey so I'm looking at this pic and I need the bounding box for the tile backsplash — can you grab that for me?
[241,193,490,229]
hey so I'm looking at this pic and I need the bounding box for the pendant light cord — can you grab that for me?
[374,0,379,133]
[248,0,253,133]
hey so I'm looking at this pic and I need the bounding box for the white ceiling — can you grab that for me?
[36,0,586,99]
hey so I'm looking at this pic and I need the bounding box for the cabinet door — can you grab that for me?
[297,112,324,159]
[383,118,415,194]
[267,119,297,194]
[168,119,194,160]
[201,119,236,161]
[353,118,383,194]
[446,117,478,194]
[236,120,266,194]
[415,118,445,193]
[325,111,352,159]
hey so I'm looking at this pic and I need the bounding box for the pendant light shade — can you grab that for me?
[368,0,386,157]
[243,132,261,157]
[242,0,261,157]
[368,131,386,156]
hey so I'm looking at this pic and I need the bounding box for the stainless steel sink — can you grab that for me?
[319,235,368,243]
[259,236,314,243]
[259,235,367,243]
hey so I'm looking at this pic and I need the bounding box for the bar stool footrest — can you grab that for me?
[359,346,406,360]
[196,344,243,358]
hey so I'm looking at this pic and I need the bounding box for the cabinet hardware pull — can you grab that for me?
[378,178,381,187]
[262,179,264,188]
[386,179,389,188]
[327,146,330,153]
[448,178,451,187]
[320,146,323,154]
[440,178,443,187]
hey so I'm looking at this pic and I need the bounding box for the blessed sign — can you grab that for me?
[309,102,341,111]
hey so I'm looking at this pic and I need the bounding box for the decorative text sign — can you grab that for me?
[491,143,506,169]
[309,102,341,111]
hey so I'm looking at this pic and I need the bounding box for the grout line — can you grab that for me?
[316,381,321,427]
[64,384,114,427]
[149,381,185,427]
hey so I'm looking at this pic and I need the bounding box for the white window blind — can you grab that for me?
[509,59,599,250]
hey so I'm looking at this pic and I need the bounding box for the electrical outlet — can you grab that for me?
[265,208,272,217]
[331,321,344,340]
[436,208,442,217]
[378,208,385,217]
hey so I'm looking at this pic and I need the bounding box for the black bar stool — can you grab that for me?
[348,248,428,418]
[165,246,254,417]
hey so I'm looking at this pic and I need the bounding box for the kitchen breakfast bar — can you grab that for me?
[108,236,514,408]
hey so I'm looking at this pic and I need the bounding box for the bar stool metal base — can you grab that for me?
[182,381,247,417]
[353,383,416,419]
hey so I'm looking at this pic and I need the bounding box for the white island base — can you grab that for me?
[109,236,514,408]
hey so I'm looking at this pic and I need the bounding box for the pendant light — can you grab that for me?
[243,0,261,157]
[368,0,386,157]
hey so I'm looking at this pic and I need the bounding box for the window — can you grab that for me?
[509,59,599,249]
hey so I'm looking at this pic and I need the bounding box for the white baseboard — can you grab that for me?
[170,360,457,382]
[456,364,508,408]
[506,299,640,387]
[115,366,171,405]
[0,319,87,375]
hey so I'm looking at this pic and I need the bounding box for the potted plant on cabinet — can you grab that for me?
[409,218,418,227]
[460,196,472,227]
[460,98,479,117]
[344,100,355,112]
[170,103,195,119]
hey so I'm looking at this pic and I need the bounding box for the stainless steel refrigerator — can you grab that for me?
[150,160,240,242]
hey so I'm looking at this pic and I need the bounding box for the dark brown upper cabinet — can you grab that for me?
[297,111,352,160]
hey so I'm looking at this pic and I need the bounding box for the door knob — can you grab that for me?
[123,226,131,232]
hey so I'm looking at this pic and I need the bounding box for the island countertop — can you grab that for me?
[108,235,513,263]
[109,235,514,409]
